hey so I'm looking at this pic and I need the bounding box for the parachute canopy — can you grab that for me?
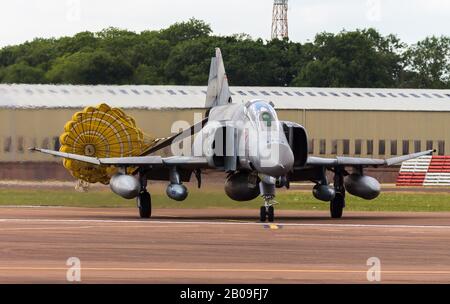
[60,103,157,184]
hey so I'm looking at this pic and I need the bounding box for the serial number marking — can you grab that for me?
[224,289,269,301]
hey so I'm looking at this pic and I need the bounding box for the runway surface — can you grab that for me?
[0,207,449,283]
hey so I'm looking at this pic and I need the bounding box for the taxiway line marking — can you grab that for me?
[1,218,450,230]
[0,267,449,275]
[0,225,195,231]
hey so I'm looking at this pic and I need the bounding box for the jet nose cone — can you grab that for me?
[261,164,289,178]
[257,143,294,177]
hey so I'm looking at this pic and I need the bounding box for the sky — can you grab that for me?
[0,0,450,47]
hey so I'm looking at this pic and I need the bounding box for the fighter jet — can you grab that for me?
[31,48,434,222]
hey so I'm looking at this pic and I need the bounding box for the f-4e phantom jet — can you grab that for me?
[31,48,434,222]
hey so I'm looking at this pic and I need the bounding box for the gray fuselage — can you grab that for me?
[194,100,295,177]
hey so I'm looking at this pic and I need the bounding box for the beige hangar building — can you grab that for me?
[0,84,449,181]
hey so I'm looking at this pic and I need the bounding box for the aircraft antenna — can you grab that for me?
[271,0,289,40]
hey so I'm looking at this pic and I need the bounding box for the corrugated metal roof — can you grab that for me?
[1,84,450,111]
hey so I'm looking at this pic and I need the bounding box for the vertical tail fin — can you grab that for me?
[205,48,232,108]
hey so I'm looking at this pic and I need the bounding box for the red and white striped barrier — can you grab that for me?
[397,156,450,186]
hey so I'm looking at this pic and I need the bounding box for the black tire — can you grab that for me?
[267,206,275,223]
[137,191,152,219]
[260,206,267,222]
[330,194,344,219]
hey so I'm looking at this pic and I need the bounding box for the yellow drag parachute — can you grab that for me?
[60,103,157,184]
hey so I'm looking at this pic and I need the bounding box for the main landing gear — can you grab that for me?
[136,172,152,219]
[137,191,152,219]
[330,169,346,219]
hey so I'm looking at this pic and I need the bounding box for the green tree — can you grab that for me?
[221,38,282,86]
[46,51,133,84]
[0,62,46,83]
[129,33,172,84]
[164,37,218,85]
[133,64,165,84]
[97,27,140,60]
[56,32,99,55]
[292,29,405,88]
[1,19,448,89]
[404,36,450,89]
[160,18,212,45]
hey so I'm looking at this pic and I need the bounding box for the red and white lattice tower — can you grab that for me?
[271,0,289,40]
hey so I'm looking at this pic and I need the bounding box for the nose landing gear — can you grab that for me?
[259,176,278,223]
[260,197,277,222]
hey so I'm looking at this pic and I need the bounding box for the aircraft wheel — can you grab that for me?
[137,191,152,219]
[267,206,275,223]
[330,194,344,219]
[260,207,267,222]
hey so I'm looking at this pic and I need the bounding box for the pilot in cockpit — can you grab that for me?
[246,101,280,131]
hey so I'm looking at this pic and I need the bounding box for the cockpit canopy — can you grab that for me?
[246,100,279,129]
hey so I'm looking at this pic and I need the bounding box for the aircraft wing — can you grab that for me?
[139,117,209,157]
[305,150,434,168]
[29,148,210,169]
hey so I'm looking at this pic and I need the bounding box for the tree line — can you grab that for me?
[0,18,449,89]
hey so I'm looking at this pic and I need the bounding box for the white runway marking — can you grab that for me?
[0,218,450,230]
[0,266,449,275]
